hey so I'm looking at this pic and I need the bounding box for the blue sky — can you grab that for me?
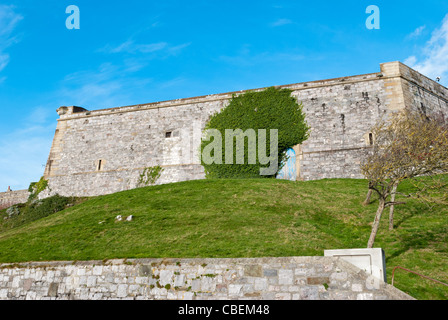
[1,0,448,190]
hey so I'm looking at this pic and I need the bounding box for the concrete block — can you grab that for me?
[324,248,387,282]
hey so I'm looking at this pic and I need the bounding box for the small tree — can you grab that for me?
[200,87,310,178]
[361,109,448,248]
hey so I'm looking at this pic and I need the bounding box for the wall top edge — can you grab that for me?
[0,256,338,269]
[57,71,385,121]
[56,61,448,122]
[0,189,29,196]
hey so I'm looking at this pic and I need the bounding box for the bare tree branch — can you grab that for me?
[361,109,448,248]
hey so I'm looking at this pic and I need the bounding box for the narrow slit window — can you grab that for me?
[47,160,53,175]
[369,133,374,146]
[97,160,103,171]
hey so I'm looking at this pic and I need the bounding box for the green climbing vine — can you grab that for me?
[28,176,49,202]
[137,165,164,187]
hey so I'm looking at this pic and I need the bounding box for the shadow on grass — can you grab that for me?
[386,223,448,264]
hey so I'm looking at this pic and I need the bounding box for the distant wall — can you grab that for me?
[0,256,414,300]
[398,62,448,117]
[42,100,221,197]
[42,66,390,197]
[0,190,29,210]
[40,61,448,197]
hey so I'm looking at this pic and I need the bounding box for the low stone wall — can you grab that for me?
[0,256,414,300]
[0,189,29,210]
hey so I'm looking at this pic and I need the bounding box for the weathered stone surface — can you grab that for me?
[0,256,414,300]
[138,265,151,277]
[306,277,330,285]
[0,190,29,211]
[47,283,58,297]
[244,265,262,277]
[278,269,294,285]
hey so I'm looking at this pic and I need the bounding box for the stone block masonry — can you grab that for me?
[0,256,414,300]
[0,189,30,210]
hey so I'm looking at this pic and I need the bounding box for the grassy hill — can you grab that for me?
[0,178,447,300]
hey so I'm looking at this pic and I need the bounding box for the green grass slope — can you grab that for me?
[0,178,446,299]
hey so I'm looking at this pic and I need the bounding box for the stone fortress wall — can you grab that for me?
[0,256,414,300]
[2,61,447,202]
[40,61,447,198]
[0,189,29,210]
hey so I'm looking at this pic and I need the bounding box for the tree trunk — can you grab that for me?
[367,197,386,248]
[363,188,373,206]
[389,182,399,231]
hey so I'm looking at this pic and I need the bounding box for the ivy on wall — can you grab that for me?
[137,166,164,187]
[200,87,310,179]
[28,177,49,202]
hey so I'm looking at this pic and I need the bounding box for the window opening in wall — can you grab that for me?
[97,160,103,171]
[165,131,172,138]
[369,133,374,146]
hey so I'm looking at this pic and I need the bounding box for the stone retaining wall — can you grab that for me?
[0,256,414,300]
[0,189,29,210]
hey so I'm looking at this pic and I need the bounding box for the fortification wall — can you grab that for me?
[40,62,448,197]
[294,62,448,181]
[0,256,413,300]
[397,62,448,117]
[43,100,224,197]
[0,190,29,210]
[291,72,389,180]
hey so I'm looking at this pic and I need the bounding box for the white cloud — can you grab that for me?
[60,36,193,109]
[0,116,55,190]
[407,25,426,39]
[99,40,191,56]
[404,55,417,66]
[0,54,9,72]
[270,18,293,27]
[167,42,192,55]
[157,76,186,90]
[58,63,142,109]
[27,106,54,124]
[106,40,168,54]
[0,5,23,75]
[219,45,304,67]
[405,14,448,85]
[0,5,22,36]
